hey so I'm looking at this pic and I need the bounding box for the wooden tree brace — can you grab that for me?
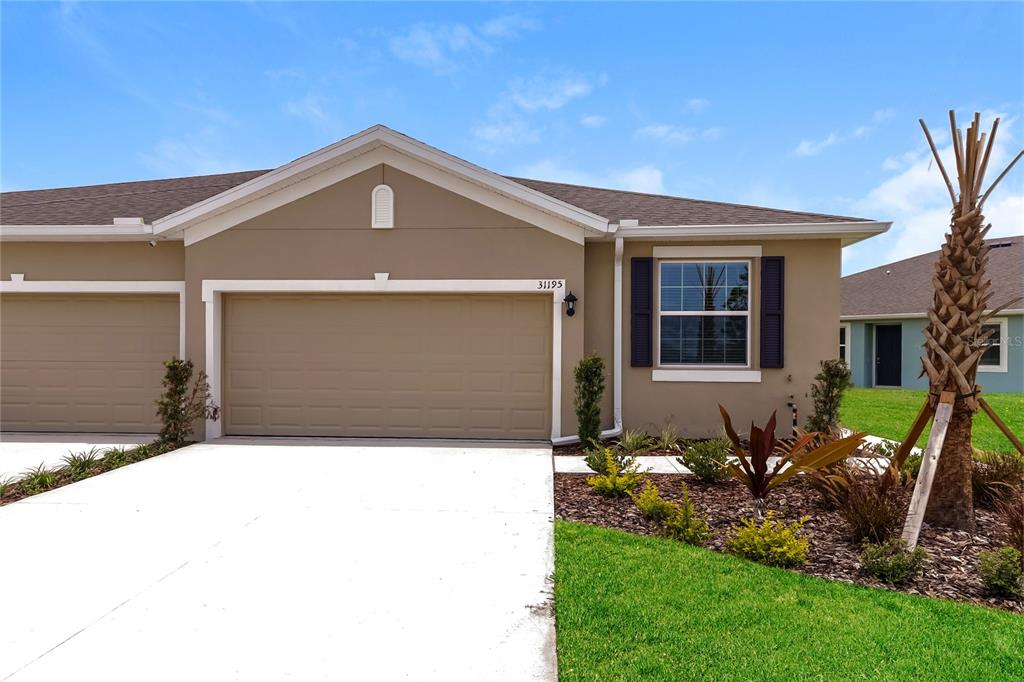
[979,397,1024,456]
[901,391,956,550]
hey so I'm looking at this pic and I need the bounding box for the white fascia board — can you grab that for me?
[840,309,1024,321]
[604,221,891,245]
[0,279,184,294]
[0,224,172,241]
[156,125,609,242]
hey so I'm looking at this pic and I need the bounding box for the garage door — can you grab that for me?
[1,294,179,433]
[223,294,552,439]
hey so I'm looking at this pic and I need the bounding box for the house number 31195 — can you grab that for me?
[537,280,563,290]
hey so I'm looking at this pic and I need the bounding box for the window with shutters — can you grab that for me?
[657,260,750,367]
[371,184,394,228]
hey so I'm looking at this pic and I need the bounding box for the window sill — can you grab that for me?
[977,365,1007,373]
[651,369,762,383]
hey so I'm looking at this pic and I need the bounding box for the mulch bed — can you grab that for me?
[555,472,1022,613]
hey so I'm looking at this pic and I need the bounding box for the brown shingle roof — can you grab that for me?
[1,169,871,228]
[841,235,1024,317]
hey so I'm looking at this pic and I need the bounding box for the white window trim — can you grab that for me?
[652,369,762,383]
[839,322,852,366]
[201,278,567,441]
[654,259,753,373]
[371,184,394,229]
[0,279,186,357]
[978,317,1009,373]
[653,245,761,258]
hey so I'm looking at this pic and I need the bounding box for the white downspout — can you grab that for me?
[552,235,624,445]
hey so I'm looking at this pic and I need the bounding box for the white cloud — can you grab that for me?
[140,127,246,177]
[264,67,305,80]
[580,114,607,129]
[283,92,342,135]
[702,127,724,141]
[635,124,723,145]
[793,108,897,157]
[844,110,1024,273]
[479,14,541,38]
[471,119,540,148]
[388,15,539,75]
[507,73,595,111]
[685,97,710,113]
[518,159,666,194]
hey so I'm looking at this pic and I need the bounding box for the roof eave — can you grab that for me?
[596,220,891,243]
[0,224,180,242]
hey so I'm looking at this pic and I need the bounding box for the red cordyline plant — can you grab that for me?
[718,405,866,518]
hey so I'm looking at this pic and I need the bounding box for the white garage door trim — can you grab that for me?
[0,280,186,358]
[202,278,567,441]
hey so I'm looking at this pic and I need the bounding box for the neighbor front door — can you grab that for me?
[874,324,902,387]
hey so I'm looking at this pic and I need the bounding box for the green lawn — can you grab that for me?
[840,387,1023,451]
[554,521,1024,681]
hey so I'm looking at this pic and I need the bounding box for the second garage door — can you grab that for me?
[223,294,552,439]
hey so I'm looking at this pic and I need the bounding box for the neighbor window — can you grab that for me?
[978,320,1006,371]
[839,324,849,363]
[658,261,750,366]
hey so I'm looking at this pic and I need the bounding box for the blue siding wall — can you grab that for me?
[845,315,1022,393]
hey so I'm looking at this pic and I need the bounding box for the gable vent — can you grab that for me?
[371,184,394,229]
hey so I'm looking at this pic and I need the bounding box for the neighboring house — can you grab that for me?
[0,125,890,441]
[840,235,1023,393]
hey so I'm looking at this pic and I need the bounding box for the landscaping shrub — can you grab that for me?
[726,512,809,568]
[617,428,653,455]
[901,452,922,483]
[860,539,926,584]
[978,547,1023,597]
[718,405,865,517]
[677,436,731,483]
[156,357,220,448]
[19,464,57,495]
[586,449,643,498]
[997,487,1023,552]
[806,358,852,433]
[573,354,605,449]
[972,450,1024,509]
[654,424,680,452]
[62,448,102,481]
[583,444,635,476]
[0,476,15,498]
[662,483,712,546]
[629,480,711,545]
[811,462,907,543]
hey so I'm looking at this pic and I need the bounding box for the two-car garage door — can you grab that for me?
[222,294,552,439]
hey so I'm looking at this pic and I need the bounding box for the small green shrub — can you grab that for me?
[583,444,635,475]
[586,450,643,498]
[0,476,14,498]
[901,452,922,482]
[972,451,1024,509]
[573,354,605,449]
[978,546,1023,597]
[662,483,712,546]
[19,464,57,495]
[860,539,927,584]
[156,357,220,448]
[62,448,102,481]
[726,512,808,568]
[806,358,852,433]
[630,480,676,524]
[677,436,731,483]
[617,428,653,455]
[654,424,680,451]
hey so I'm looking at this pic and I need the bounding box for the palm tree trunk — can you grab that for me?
[924,408,975,529]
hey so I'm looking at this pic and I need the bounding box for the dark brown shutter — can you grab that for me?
[759,256,785,369]
[631,257,654,367]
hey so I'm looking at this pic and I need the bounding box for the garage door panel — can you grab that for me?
[1,294,178,433]
[223,294,551,439]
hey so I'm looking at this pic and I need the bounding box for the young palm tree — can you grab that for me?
[917,112,1022,529]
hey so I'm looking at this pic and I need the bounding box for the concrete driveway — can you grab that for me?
[0,433,149,480]
[0,439,556,681]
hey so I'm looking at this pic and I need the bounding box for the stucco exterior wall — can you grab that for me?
[1,241,185,280]
[610,239,843,438]
[849,315,1023,393]
[184,164,586,437]
[582,241,615,429]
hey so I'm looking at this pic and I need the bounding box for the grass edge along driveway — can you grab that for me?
[554,521,1023,681]
[840,388,1023,452]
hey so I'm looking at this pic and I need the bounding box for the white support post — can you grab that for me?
[901,391,955,549]
[204,292,223,440]
[551,291,563,440]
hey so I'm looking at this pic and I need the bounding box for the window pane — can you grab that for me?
[661,286,682,311]
[660,315,747,365]
[978,323,1001,366]
[661,261,749,313]
[681,263,704,286]
[661,263,683,287]
[840,328,847,344]
[980,346,1000,366]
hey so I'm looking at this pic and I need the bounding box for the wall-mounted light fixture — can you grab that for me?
[563,291,578,317]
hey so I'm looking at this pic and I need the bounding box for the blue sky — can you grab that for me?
[2,1,1022,273]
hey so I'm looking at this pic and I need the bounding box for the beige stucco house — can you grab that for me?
[0,126,889,442]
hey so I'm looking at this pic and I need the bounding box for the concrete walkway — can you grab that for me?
[0,439,556,681]
[0,433,150,480]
